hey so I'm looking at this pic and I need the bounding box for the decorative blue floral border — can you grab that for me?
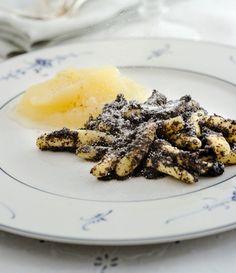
[0,44,172,81]
[165,187,236,224]
[80,210,113,231]
[147,44,171,60]
[0,53,77,81]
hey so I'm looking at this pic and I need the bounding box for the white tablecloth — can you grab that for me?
[1,229,236,273]
[1,0,236,272]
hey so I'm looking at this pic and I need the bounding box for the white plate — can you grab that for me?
[0,38,236,245]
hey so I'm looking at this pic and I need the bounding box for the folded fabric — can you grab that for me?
[1,0,236,60]
[0,0,139,58]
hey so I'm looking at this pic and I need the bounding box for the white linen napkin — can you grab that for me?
[0,0,139,58]
[1,0,236,61]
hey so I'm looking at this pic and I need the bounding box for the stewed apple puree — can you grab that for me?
[16,66,148,129]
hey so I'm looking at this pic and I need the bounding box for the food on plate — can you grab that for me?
[16,66,148,128]
[37,127,113,152]
[36,90,236,183]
